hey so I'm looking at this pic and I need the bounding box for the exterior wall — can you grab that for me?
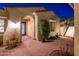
[0,9,8,46]
[4,7,45,41]
[24,16,35,39]
[74,4,79,55]
[36,11,60,40]
[37,11,56,20]
[28,17,34,39]
[17,9,60,40]
[33,12,38,40]
[3,8,21,46]
[6,7,46,17]
[55,18,60,34]
[0,19,8,46]
[0,9,7,17]
[2,7,60,45]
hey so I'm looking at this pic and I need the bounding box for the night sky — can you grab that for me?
[0,3,74,20]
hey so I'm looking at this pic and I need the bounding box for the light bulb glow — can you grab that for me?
[8,21,20,29]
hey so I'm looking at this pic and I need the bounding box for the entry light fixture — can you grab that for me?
[9,21,20,29]
[33,12,36,15]
[49,19,56,22]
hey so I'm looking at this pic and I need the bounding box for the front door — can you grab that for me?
[21,22,26,35]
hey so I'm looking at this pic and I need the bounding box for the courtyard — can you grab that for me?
[0,3,74,56]
[0,36,74,56]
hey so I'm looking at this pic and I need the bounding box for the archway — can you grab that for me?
[21,15,35,40]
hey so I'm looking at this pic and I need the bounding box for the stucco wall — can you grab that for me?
[3,7,60,44]
[35,11,60,40]
[37,11,60,34]
[24,16,35,39]
[3,8,21,46]
[0,9,8,46]
[4,7,45,41]
[6,7,46,17]
[74,4,79,56]
[0,20,7,45]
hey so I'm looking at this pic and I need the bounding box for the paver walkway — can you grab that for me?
[0,36,74,56]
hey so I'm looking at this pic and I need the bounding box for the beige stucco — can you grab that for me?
[3,7,46,45]
[0,7,60,47]
[0,9,8,46]
[22,12,38,40]
[33,12,38,40]
[37,11,60,34]
[3,8,21,46]
[23,11,60,40]
[74,3,79,56]
[23,15,35,39]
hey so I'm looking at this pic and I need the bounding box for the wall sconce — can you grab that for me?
[49,19,56,23]
[9,21,20,29]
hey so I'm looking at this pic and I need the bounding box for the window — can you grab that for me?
[0,19,4,32]
[49,22,55,32]
[21,22,26,35]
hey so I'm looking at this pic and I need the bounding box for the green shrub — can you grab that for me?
[38,19,50,42]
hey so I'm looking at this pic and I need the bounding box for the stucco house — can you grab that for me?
[0,6,74,49]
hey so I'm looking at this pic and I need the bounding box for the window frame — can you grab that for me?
[0,17,7,34]
[49,22,55,32]
[0,19,5,33]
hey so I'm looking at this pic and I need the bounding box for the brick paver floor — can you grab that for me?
[0,36,74,56]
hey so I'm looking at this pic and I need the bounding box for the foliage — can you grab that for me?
[38,19,50,41]
[60,18,70,26]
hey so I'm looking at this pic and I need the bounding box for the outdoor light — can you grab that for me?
[16,22,20,28]
[9,21,16,29]
[9,21,20,29]
[33,12,36,15]
[49,19,56,22]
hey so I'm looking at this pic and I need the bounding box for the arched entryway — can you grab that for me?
[21,15,35,41]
